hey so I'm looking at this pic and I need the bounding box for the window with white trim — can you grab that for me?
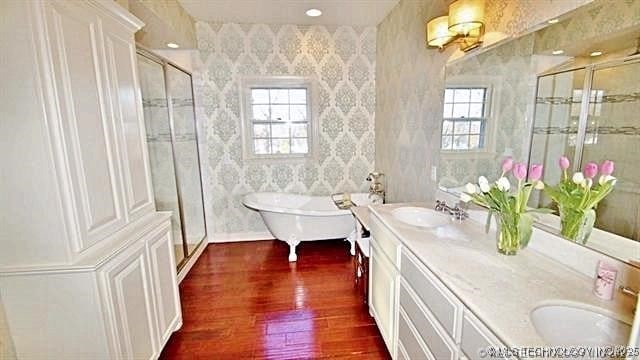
[242,78,313,159]
[441,87,489,151]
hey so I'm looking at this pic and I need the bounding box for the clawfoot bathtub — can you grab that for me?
[242,192,371,261]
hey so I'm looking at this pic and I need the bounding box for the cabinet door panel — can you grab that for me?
[369,243,397,353]
[46,1,125,250]
[104,28,154,221]
[147,228,182,344]
[102,243,157,360]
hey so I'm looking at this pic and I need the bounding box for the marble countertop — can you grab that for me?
[368,203,636,347]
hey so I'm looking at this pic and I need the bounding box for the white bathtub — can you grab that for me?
[242,192,373,261]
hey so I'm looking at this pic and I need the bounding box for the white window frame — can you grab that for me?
[240,76,318,161]
[440,80,497,158]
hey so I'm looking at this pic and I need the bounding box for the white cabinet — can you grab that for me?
[369,212,506,360]
[0,1,181,358]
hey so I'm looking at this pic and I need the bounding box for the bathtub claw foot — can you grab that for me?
[287,237,300,262]
[347,230,357,256]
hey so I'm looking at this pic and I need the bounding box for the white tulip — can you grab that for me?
[534,181,545,190]
[465,183,478,194]
[460,193,472,203]
[496,177,511,192]
[478,176,491,192]
[572,172,585,185]
[599,175,617,186]
[585,178,593,189]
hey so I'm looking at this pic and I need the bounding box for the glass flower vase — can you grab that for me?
[495,212,533,255]
[559,207,596,244]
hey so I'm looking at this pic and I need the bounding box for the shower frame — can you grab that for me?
[527,53,640,173]
[137,46,208,271]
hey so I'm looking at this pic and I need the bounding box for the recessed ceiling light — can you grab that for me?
[305,8,322,17]
[548,18,559,24]
[167,43,179,49]
[552,50,564,55]
[590,51,603,57]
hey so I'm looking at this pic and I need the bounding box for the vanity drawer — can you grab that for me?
[370,214,401,266]
[399,280,458,360]
[461,309,507,360]
[400,249,462,340]
[398,308,434,360]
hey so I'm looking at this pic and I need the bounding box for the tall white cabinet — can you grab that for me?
[0,0,182,358]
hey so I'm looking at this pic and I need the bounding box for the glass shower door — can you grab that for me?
[137,54,187,264]
[580,60,640,240]
[166,65,207,257]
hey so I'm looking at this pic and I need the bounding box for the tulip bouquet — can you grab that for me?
[462,157,550,255]
[544,156,617,244]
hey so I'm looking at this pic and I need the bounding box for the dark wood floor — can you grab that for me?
[160,240,390,359]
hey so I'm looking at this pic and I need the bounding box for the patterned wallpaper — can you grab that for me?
[376,0,599,203]
[130,0,197,48]
[193,22,376,235]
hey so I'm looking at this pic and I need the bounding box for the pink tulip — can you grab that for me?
[529,164,543,181]
[559,156,570,170]
[501,157,514,174]
[583,162,598,179]
[513,163,527,181]
[600,160,615,176]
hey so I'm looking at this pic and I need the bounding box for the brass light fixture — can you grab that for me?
[426,0,485,52]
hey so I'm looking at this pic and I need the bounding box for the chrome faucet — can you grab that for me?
[435,200,468,221]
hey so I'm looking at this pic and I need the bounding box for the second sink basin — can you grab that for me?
[530,303,631,346]
[391,207,449,228]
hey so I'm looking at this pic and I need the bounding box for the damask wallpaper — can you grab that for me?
[193,22,376,236]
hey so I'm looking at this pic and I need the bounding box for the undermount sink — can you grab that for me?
[530,303,631,346]
[391,207,449,228]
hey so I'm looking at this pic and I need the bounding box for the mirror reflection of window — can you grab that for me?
[441,87,488,151]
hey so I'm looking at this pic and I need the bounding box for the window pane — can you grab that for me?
[470,88,485,102]
[254,139,270,154]
[452,103,469,118]
[469,103,483,118]
[289,89,307,104]
[271,139,290,154]
[443,103,453,118]
[292,123,307,137]
[442,120,453,135]
[271,105,289,121]
[253,124,270,138]
[290,105,307,122]
[251,89,269,104]
[253,105,270,120]
[454,89,470,102]
[469,135,480,149]
[470,121,482,134]
[453,135,469,150]
[291,138,308,153]
[441,136,452,150]
[444,89,454,103]
[454,121,470,134]
[270,89,289,103]
[271,123,290,137]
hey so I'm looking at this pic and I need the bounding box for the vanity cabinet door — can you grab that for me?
[44,0,127,252]
[461,309,507,360]
[100,241,158,360]
[145,226,182,346]
[369,242,399,356]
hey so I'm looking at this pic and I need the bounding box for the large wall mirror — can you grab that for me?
[438,0,640,266]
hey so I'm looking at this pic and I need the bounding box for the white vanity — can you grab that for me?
[367,203,637,359]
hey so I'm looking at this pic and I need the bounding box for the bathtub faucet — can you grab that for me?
[366,172,385,204]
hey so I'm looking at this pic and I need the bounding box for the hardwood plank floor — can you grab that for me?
[160,240,390,360]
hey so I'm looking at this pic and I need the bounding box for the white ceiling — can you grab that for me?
[178,0,399,26]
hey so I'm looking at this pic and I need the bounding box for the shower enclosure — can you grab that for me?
[529,55,640,241]
[137,48,207,269]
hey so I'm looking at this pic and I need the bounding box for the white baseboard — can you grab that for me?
[177,240,207,284]
[209,231,275,243]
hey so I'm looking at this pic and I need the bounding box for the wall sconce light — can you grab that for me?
[426,0,485,52]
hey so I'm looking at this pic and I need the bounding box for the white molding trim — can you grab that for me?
[209,231,276,243]
[176,240,207,284]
